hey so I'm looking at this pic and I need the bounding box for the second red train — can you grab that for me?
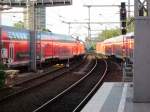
[96,33,134,62]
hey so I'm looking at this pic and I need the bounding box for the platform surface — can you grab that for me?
[81,82,150,112]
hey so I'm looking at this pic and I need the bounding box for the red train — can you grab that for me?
[0,26,85,67]
[96,33,134,61]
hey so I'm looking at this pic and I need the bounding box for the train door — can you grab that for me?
[41,46,44,61]
[9,43,14,63]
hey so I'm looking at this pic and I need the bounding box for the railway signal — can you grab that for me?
[120,2,127,35]
[121,28,127,35]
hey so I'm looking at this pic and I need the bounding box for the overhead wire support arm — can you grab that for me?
[62,21,121,24]
[83,5,134,8]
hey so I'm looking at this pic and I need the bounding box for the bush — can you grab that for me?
[0,62,5,70]
[0,70,5,79]
[0,80,5,88]
[0,63,6,88]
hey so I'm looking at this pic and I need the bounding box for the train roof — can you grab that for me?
[0,25,77,42]
[0,25,29,32]
[38,32,76,41]
[103,32,134,44]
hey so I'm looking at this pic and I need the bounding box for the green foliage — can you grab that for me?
[0,62,5,70]
[127,17,135,33]
[90,43,96,50]
[0,79,5,88]
[0,70,5,79]
[14,21,25,29]
[97,17,134,41]
[98,28,121,41]
[0,63,6,88]
[42,28,51,32]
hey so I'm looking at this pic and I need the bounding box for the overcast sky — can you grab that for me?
[1,0,134,41]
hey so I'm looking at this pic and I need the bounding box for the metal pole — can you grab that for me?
[66,58,70,68]
[67,21,70,67]
[30,1,37,72]
[105,26,107,39]
[0,23,1,63]
[88,6,91,40]
[123,35,125,58]
[0,10,1,25]
[128,0,130,18]
[68,22,71,35]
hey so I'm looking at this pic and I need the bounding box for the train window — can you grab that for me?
[19,32,22,40]
[23,33,26,40]
[46,34,50,40]
[46,34,48,40]
[45,35,47,40]
[15,32,18,39]
[37,34,40,40]
[45,34,48,40]
[27,33,30,40]
[40,33,43,40]
[36,32,40,40]
[12,32,16,39]
[20,32,22,40]
[11,32,14,39]
[21,32,24,40]
[46,34,49,40]
[16,32,19,39]
[17,32,21,40]
[24,33,27,40]
[44,34,47,40]
[22,33,25,40]
[17,32,20,40]
[43,34,45,40]
[8,32,13,39]
[41,34,44,40]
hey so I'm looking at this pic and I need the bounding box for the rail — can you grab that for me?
[0,56,87,103]
[33,57,98,112]
[73,59,108,112]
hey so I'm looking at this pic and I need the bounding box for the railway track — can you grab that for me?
[104,58,122,82]
[0,56,87,98]
[33,57,108,112]
[0,55,95,112]
[0,56,87,101]
[0,60,77,99]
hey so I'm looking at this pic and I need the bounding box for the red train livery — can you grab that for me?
[0,26,85,67]
[96,33,134,61]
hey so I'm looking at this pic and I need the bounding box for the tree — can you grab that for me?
[14,21,25,29]
[97,17,134,41]
[127,17,134,33]
[97,28,121,41]
[42,28,51,32]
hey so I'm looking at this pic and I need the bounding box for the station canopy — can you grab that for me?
[0,0,72,7]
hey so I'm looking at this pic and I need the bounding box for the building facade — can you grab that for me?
[24,7,46,31]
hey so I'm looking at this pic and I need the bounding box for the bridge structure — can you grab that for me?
[0,0,72,7]
[134,0,150,102]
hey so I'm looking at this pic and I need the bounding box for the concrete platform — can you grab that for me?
[81,82,150,112]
